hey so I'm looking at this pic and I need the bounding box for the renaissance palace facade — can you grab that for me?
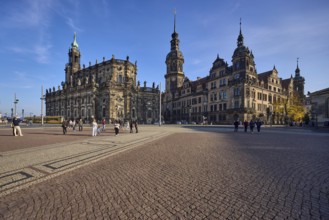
[162,18,305,124]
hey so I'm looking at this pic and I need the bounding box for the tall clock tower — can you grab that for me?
[165,13,185,93]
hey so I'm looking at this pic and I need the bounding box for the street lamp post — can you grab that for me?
[14,93,19,117]
[40,86,45,125]
[159,83,161,126]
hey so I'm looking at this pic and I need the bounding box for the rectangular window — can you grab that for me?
[257,104,262,111]
[234,101,239,108]
[234,88,240,96]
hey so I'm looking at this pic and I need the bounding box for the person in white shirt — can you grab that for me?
[92,119,98,136]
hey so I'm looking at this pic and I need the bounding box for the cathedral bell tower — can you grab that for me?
[65,33,81,86]
[165,12,185,93]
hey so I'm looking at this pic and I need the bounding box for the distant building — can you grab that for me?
[45,33,160,124]
[162,17,305,124]
[308,88,329,127]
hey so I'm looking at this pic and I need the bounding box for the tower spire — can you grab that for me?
[237,18,244,47]
[295,57,300,76]
[170,9,179,51]
[239,18,242,34]
[174,8,176,33]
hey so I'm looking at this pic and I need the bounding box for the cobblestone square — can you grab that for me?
[0,126,328,219]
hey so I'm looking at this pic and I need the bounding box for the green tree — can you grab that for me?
[286,92,306,122]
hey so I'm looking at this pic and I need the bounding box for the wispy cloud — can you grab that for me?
[4,0,53,28]
[248,14,329,58]
[1,0,55,64]
[66,17,83,32]
[7,43,53,64]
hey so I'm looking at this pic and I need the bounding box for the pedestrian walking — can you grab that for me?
[102,118,106,131]
[78,118,83,131]
[12,116,23,136]
[130,119,133,133]
[249,119,255,134]
[256,120,262,133]
[243,120,249,132]
[97,125,102,135]
[11,121,18,136]
[72,119,76,131]
[69,120,73,129]
[114,121,120,136]
[92,119,98,136]
[134,120,138,133]
[234,121,239,132]
[62,120,68,135]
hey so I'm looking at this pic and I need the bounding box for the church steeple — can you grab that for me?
[237,18,244,47]
[295,57,300,77]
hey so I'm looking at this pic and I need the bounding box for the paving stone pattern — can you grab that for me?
[0,131,329,219]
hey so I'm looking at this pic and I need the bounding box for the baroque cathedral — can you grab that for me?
[46,16,305,125]
[162,18,305,124]
[45,33,160,124]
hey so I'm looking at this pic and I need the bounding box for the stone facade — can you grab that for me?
[46,34,160,124]
[163,19,305,125]
[308,88,329,126]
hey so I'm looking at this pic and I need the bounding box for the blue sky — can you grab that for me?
[0,0,328,117]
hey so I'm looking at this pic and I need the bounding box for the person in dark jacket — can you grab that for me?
[243,120,249,132]
[12,116,23,136]
[256,120,262,133]
[129,119,133,133]
[234,121,239,132]
[134,120,138,133]
[62,120,68,135]
[249,119,255,134]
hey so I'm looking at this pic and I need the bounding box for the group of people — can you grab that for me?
[91,118,110,136]
[61,118,83,135]
[234,119,262,133]
[62,118,138,137]
[92,119,138,136]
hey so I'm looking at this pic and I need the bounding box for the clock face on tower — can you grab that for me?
[171,77,176,81]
